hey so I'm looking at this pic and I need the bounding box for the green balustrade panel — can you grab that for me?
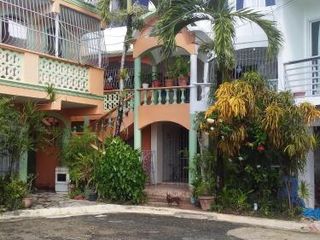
[0,48,23,82]
[39,57,89,93]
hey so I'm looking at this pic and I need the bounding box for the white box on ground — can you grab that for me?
[55,167,69,192]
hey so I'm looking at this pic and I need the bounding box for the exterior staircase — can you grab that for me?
[92,93,134,142]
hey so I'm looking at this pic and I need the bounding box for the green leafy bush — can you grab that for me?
[213,187,250,213]
[191,150,216,198]
[95,137,146,204]
[0,176,27,211]
[62,129,100,191]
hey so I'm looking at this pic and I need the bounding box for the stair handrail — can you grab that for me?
[91,93,135,138]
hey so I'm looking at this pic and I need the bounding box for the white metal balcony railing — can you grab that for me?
[284,56,320,98]
[0,0,105,68]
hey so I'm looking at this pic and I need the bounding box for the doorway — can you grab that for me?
[162,123,189,183]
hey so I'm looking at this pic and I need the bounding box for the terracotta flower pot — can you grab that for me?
[152,80,162,87]
[165,79,175,87]
[198,196,215,211]
[178,76,188,86]
[22,197,33,208]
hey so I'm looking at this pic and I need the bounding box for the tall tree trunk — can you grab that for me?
[114,0,132,137]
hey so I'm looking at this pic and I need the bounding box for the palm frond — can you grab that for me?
[154,0,210,57]
[98,0,128,24]
[211,9,236,71]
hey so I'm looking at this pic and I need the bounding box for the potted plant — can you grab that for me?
[196,181,215,211]
[22,175,36,209]
[175,56,190,86]
[85,186,98,201]
[151,72,162,87]
[191,149,216,211]
[165,67,177,87]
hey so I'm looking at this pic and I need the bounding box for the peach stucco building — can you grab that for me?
[0,0,212,190]
[0,0,106,189]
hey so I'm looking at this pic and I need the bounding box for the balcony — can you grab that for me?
[0,0,105,68]
[284,55,320,104]
[0,44,104,111]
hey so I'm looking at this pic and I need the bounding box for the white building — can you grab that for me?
[104,0,320,207]
[229,0,320,208]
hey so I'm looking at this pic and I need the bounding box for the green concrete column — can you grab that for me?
[19,152,28,182]
[134,57,142,150]
[189,113,197,185]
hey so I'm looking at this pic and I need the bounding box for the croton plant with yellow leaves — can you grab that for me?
[203,72,320,175]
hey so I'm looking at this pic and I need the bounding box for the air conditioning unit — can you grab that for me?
[55,167,69,192]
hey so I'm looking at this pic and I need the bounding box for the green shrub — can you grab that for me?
[0,176,27,211]
[191,150,216,198]
[95,137,146,204]
[62,129,100,191]
[215,187,250,213]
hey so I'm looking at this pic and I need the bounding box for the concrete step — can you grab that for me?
[146,200,198,210]
[147,196,190,204]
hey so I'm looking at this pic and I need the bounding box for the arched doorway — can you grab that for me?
[142,122,189,185]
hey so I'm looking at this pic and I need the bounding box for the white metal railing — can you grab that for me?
[0,0,105,67]
[284,56,320,98]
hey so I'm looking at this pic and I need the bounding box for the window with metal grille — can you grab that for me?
[0,0,105,67]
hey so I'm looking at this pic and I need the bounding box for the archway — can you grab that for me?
[141,122,189,184]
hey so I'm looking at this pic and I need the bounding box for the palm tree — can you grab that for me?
[154,0,282,81]
[98,0,146,136]
[154,0,283,189]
